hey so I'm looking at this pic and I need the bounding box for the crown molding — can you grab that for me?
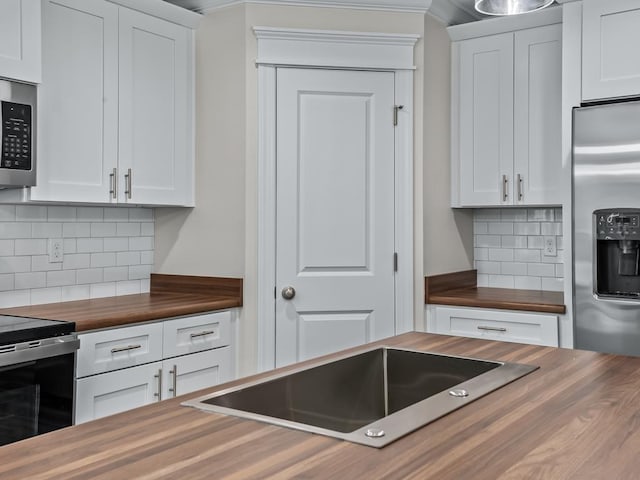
[166,0,478,25]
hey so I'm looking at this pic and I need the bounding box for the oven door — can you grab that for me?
[0,335,78,446]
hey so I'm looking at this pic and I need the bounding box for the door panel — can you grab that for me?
[275,68,395,367]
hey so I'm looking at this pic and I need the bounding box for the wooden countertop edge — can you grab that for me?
[425,270,566,314]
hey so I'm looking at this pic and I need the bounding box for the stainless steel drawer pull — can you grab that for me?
[124,168,132,199]
[109,167,117,199]
[502,175,508,202]
[111,344,142,354]
[154,369,162,401]
[477,325,507,332]
[190,330,215,339]
[169,365,178,398]
[517,173,523,201]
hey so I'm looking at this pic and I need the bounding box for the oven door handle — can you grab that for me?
[0,335,79,368]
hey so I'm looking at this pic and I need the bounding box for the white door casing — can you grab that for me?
[275,68,395,367]
[255,27,419,371]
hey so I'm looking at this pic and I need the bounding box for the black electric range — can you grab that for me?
[0,315,75,346]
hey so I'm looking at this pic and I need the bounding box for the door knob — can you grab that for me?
[281,286,296,300]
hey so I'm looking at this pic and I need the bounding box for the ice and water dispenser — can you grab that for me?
[594,209,640,298]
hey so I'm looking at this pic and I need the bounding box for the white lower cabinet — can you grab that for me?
[429,305,558,347]
[75,311,233,424]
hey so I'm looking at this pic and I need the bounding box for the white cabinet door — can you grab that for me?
[33,0,119,203]
[513,24,562,205]
[583,0,640,101]
[162,347,232,399]
[0,0,41,83]
[431,305,559,347]
[118,8,193,206]
[75,361,161,424]
[453,24,561,207]
[457,33,514,207]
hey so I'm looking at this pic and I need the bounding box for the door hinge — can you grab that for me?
[393,105,404,126]
[393,252,398,272]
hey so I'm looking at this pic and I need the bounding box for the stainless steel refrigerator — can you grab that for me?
[574,100,640,356]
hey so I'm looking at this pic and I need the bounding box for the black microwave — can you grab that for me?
[0,79,36,187]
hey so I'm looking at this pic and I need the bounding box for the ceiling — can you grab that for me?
[161,0,495,24]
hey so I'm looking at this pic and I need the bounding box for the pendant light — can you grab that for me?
[475,0,555,16]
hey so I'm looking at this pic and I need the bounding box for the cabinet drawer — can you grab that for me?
[162,311,231,359]
[432,306,558,347]
[77,322,163,378]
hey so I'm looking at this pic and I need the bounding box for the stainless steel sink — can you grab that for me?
[182,346,537,447]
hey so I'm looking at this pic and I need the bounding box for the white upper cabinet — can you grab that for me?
[450,21,562,207]
[0,0,41,83]
[582,0,640,101]
[33,0,195,206]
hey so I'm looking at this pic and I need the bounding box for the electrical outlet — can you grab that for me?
[48,238,63,263]
[544,236,556,257]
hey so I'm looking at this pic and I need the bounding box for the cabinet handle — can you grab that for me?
[169,365,178,398]
[109,168,117,199]
[190,330,215,339]
[154,368,162,401]
[124,168,132,199]
[477,325,507,332]
[517,174,523,201]
[110,344,142,354]
[502,175,508,202]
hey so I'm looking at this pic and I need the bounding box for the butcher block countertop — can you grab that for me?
[1,332,638,479]
[426,270,566,314]
[0,274,242,331]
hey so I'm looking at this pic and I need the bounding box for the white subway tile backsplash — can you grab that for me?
[129,265,152,280]
[104,237,128,252]
[77,238,104,253]
[62,253,91,270]
[76,268,104,284]
[103,266,129,282]
[0,240,14,256]
[117,251,141,266]
[501,235,528,249]
[0,257,31,274]
[16,206,47,222]
[0,274,14,291]
[527,263,556,277]
[47,270,77,287]
[0,223,31,239]
[501,209,528,222]
[514,276,542,290]
[91,252,117,268]
[488,275,514,288]
[489,248,514,262]
[15,272,45,290]
[514,223,540,235]
[63,223,91,238]
[91,223,116,238]
[0,205,155,307]
[0,290,29,307]
[32,223,62,238]
[48,206,77,222]
[141,223,154,236]
[129,236,154,251]
[129,208,154,222]
[541,277,564,292]
[117,223,141,237]
[475,235,502,248]
[474,208,564,292]
[0,206,16,221]
[14,239,47,256]
[31,287,62,305]
[90,282,117,298]
[488,222,514,235]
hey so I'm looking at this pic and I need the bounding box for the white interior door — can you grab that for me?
[275,68,396,367]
